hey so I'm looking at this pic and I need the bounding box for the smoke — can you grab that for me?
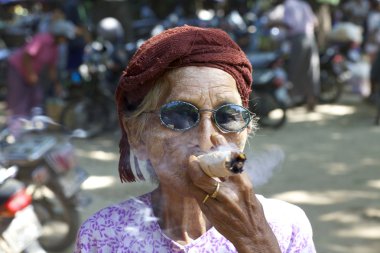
[244,145,285,187]
[211,143,285,186]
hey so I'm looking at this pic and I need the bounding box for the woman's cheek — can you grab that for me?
[145,133,166,167]
[146,132,187,174]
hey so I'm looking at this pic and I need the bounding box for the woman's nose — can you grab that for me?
[197,114,218,151]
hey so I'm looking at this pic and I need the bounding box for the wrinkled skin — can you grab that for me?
[124,66,281,252]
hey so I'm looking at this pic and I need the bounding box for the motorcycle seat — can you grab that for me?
[246,52,280,68]
[252,69,275,87]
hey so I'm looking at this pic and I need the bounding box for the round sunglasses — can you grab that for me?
[144,100,254,133]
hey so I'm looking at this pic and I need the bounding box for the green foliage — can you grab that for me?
[316,0,340,5]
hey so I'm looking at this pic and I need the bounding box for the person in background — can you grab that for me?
[315,2,333,51]
[37,2,66,34]
[74,25,316,253]
[63,0,91,76]
[267,0,320,111]
[6,20,75,122]
[341,0,370,26]
[365,0,380,102]
[36,3,74,98]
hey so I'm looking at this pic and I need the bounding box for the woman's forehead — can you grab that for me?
[166,66,241,105]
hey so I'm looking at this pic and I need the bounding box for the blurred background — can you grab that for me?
[0,0,379,252]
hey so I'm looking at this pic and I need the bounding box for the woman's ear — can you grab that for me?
[122,118,148,160]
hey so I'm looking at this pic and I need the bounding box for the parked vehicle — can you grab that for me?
[246,19,291,129]
[59,39,120,138]
[319,40,361,103]
[0,115,89,252]
[319,22,364,103]
[0,165,46,253]
[248,49,291,129]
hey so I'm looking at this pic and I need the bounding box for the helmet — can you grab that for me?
[97,17,125,43]
[50,19,76,39]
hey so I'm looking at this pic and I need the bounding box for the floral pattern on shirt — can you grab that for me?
[75,193,316,253]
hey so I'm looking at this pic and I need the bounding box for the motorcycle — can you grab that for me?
[246,20,292,129]
[319,41,361,103]
[0,165,46,253]
[248,49,291,129]
[0,115,89,252]
[320,22,364,103]
[59,39,122,138]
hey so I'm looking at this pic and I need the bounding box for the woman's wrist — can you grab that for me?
[233,235,281,253]
[231,224,281,253]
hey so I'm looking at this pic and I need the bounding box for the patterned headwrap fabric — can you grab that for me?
[115,25,252,182]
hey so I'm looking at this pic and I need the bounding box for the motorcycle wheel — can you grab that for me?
[59,97,109,138]
[249,92,287,129]
[319,69,343,104]
[31,180,80,252]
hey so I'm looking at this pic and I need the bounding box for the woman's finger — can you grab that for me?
[227,173,252,187]
[188,156,241,204]
[189,180,238,210]
[188,155,222,195]
[222,174,256,202]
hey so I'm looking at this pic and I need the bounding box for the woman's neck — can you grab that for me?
[151,186,210,245]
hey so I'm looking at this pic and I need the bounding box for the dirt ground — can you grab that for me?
[7,92,377,253]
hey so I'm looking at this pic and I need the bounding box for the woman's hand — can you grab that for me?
[187,134,281,253]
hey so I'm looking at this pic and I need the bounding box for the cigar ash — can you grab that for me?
[227,153,247,174]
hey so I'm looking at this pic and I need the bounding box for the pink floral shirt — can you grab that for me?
[75,193,316,253]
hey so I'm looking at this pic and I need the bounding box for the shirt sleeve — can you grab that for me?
[74,220,98,253]
[286,207,317,253]
[304,3,318,27]
[257,195,317,253]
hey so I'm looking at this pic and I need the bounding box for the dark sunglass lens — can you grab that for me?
[214,104,251,132]
[160,101,199,130]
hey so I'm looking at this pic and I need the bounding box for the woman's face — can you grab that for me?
[135,66,249,194]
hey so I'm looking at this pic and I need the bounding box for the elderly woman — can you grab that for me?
[75,26,316,253]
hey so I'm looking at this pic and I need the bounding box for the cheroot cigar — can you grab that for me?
[197,151,247,177]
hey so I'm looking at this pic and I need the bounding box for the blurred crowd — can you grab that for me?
[335,0,380,103]
[0,0,89,123]
[0,0,379,125]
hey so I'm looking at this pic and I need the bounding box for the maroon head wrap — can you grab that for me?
[115,25,252,182]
